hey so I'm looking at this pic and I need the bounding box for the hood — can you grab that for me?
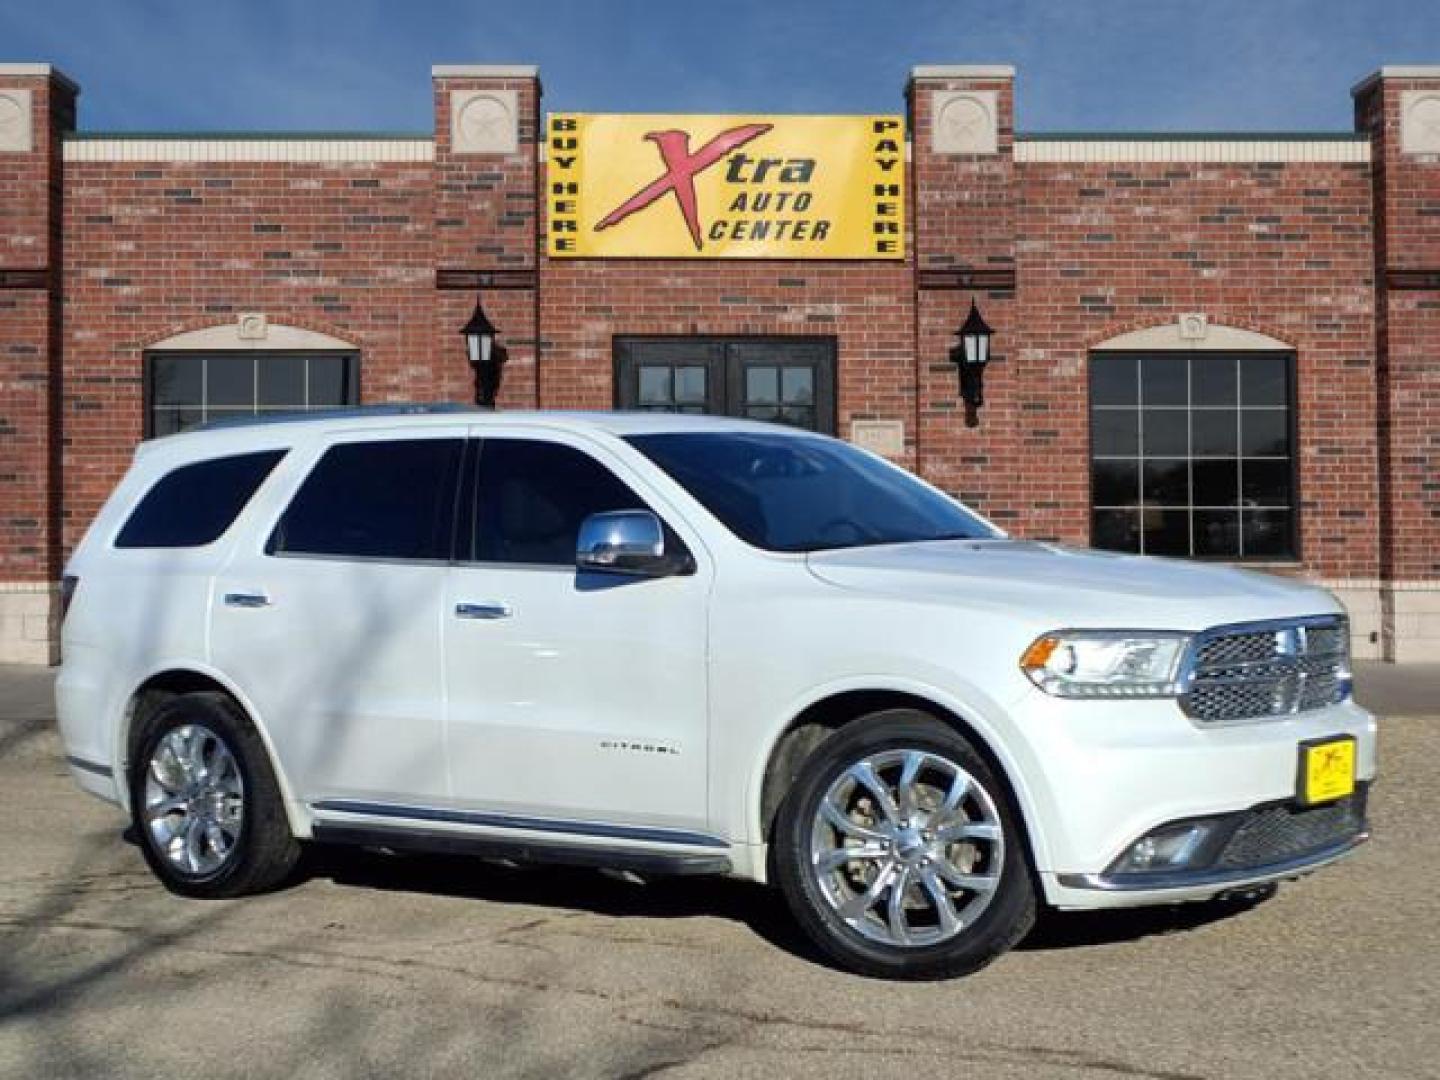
[805,540,1342,632]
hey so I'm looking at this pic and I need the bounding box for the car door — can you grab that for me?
[443,429,713,836]
[210,427,465,806]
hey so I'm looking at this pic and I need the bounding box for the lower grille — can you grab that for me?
[1215,786,1368,871]
[1181,615,1351,723]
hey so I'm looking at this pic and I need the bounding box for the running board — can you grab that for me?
[311,823,733,877]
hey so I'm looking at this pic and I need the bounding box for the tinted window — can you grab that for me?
[116,450,285,549]
[269,439,463,560]
[627,432,996,552]
[472,440,651,565]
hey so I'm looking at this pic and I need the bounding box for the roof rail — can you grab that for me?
[192,403,478,434]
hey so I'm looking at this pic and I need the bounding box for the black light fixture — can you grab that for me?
[949,299,994,427]
[461,294,505,409]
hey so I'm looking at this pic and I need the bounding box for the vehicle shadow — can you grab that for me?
[294,842,1275,967]
[1018,886,1276,951]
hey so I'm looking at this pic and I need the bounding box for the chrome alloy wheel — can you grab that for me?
[808,749,1005,948]
[143,723,245,877]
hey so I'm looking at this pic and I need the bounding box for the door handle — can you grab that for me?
[223,591,272,609]
[455,601,512,620]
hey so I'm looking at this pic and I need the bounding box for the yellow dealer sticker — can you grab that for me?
[547,113,904,259]
[1298,736,1357,806]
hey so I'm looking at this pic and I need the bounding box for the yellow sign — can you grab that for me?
[547,113,905,259]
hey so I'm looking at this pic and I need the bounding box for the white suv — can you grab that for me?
[57,408,1375,978]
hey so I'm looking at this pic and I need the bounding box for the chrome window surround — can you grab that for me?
[1177,614,1351,724]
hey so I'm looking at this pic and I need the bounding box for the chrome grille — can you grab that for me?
[1181,616,1351,723]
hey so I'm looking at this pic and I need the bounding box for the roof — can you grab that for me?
[142,406,804,455]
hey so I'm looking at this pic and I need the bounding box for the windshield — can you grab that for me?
[626,431,999,552]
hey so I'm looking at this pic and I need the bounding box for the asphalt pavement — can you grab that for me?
[1,663,1437,1079]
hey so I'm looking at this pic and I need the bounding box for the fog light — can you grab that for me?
[1110,820,1222,875]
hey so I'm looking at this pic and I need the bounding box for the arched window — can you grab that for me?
[1088,324,1296,560]
[142,323,360,436]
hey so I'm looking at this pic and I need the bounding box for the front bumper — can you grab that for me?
[1051,784,1369,906]
[998,691,1377,908]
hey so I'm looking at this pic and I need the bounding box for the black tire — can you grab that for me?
[129,691,301,898]
[772,709,1036,979]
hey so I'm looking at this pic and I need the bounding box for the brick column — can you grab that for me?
[430,65,541,410]
[908,66,1025,524]
[0,64,76,663]
[1354,67,1440,660]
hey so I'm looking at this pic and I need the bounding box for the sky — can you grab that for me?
[2,0,1437,134]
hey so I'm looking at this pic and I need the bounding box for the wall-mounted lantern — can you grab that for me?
[461,295,506,409]
[948,299,994,427]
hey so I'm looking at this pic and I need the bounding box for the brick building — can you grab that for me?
[1,61,1437,663]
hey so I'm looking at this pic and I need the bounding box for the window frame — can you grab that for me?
[143,350,361,438]
[1086,348,1301,563]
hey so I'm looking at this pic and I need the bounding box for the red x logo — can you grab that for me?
[595,123,773,251]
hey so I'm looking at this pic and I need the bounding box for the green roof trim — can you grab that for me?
[1018,131,1369,142]
[66,131,432,141]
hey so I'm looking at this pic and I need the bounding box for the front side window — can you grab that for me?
[1089,351,1295,559]
[470,439,652,566]
[146,352,359,436]
[268,438,463,560]
[116,450,286,549]
[627,432,997,553]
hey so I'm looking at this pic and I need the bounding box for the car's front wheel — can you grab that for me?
[773,709,1036,979]
[129,691,300,898]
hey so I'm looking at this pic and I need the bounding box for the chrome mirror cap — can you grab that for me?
[577,510,672,576]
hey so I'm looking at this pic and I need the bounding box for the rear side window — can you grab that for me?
[471,439,652,566]
[269,438,464,561]
[115,450,286,549]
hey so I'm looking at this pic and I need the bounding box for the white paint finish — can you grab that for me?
[1094,321,1293,352]
[1400,90,1440,155]
[55,412,1381,906]
[849,419,906,458]
[443,427,712,831]
[0,88,33,153]
[431,64,539,79]
[62,138,434,163]
[449,88,519,155]
[145,321,356,352]
[1015,139,1370,163]
[207,426,468,805]
[932,90,999,154]
[911,64,1015,80]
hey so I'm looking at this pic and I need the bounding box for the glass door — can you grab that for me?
[615,337,836,434]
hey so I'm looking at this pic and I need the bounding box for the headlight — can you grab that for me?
[1020,630,1191,698]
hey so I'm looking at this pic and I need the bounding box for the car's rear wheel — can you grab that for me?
[773,709,1035,979]
[129,691,300,898]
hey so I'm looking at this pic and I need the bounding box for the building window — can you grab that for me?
[1089,351,1296,560]
[145,352,359,436]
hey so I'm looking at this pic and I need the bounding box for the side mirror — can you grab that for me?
[577,510,675,576]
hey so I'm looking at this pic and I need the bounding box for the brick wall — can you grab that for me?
[0,68,73,661]
[1356,71,1440,658]
[0,61,1436,662]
